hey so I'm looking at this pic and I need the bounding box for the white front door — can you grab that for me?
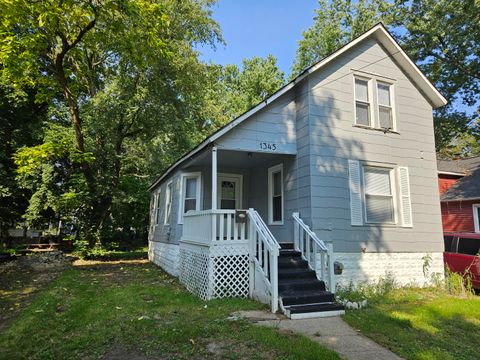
[217,174,243,210]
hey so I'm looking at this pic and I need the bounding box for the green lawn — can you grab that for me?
[0,261,339,360]
[343,288,480,360]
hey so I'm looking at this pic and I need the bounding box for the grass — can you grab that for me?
[343,287,480,360]
[0,261,339,360]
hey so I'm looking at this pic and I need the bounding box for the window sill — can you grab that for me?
[269,221,284,226]
[353,124,399,135]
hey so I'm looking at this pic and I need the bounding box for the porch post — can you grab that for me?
[211,146,217,242]
[211,146,217,210]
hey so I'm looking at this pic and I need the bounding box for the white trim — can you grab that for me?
[473,204,480,233]
[353,75,373,127]
[376,80,396,131]
[148,24,446,191]
[155,188,162,225]
[268,164,284,225]
[353,72,397,131]
[177,172,202,225]
[164,180,173,225]
[362,165,397,225]
[217,173,243,209]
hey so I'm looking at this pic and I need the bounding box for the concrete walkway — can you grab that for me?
[230,311,403,360]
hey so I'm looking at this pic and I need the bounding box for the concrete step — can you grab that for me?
[284,302,345,319]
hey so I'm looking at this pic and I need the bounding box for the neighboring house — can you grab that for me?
[148,23,447,317]
[437,157,480,233]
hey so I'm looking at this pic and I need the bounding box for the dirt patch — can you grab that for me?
[0,251,73,333]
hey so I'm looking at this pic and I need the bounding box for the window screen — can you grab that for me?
[364,166,394,223]
[184,178,197,213]
[377,82,393,129]
[355,79,370,126]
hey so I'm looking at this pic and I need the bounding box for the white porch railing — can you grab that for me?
[181,208,280,312]
[182,209,248,245]
[247,208,280,313]
[293,212,334,291]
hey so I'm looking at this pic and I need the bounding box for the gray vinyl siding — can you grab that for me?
[149,36,443,254]
[306,37,443,253]
[151,172,180,244]
[216,91,297,154]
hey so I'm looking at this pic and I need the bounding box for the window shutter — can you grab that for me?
[348,160,363,225]
[398,167,413,227]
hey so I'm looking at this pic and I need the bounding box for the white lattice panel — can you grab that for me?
[179,244,210,300]
[210,244,250,299]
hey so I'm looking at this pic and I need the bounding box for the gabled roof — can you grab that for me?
[149,23,447,191]
[439,157,480,201]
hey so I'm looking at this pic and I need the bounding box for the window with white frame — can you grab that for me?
[164,181,173,225]
[363,166,395,224]
[268,164,283,224]
[354,74,395,131]
[156,190,162,224]
[355,78,371,126]
[377,82,393,129]
[474,204,480,233]
[178,173,201,224]
[348,160,412,227]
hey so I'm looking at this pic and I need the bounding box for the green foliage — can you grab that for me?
[291,0,392,78]
[0,0,222,245]
[205,55,286,127]
[335,272,397,303]
[0,86,46,232]
[388,0,480,156]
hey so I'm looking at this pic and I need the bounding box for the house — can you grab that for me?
[148,23,447,318]
[437,157,480,233]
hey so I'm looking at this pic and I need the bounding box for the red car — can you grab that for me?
[444,233,480,290]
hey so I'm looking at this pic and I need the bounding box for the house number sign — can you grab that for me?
[258,142,277,151]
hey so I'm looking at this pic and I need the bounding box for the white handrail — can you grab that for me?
[292,213,328,251]
[292,212,334,292]
[247,208,280,313]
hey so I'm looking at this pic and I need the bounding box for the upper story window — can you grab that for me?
[377,82,393,129]
[354,73,396,131]
[355,78,371,126]
[178,172,201,224]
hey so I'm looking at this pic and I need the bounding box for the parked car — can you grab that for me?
[444,233,480,290]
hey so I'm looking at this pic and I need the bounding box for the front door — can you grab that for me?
[217,174,243,210]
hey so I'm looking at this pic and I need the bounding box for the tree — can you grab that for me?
[1,0,221,244]
[291,0,391,78]
[206,55,286,127]
[0,87,46,237]
[388,0,480,156]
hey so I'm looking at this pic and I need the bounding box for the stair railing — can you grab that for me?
[247,208,281,313]
[292,212,335,291]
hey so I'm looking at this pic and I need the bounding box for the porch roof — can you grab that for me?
[149,23,447,191]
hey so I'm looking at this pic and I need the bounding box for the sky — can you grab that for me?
[198,0,319,76]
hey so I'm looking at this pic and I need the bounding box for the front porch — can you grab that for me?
[175,146,339,316]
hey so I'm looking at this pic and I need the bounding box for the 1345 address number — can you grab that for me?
[258,142,277,151]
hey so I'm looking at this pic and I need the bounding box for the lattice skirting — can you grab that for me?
[179,241,250,300]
